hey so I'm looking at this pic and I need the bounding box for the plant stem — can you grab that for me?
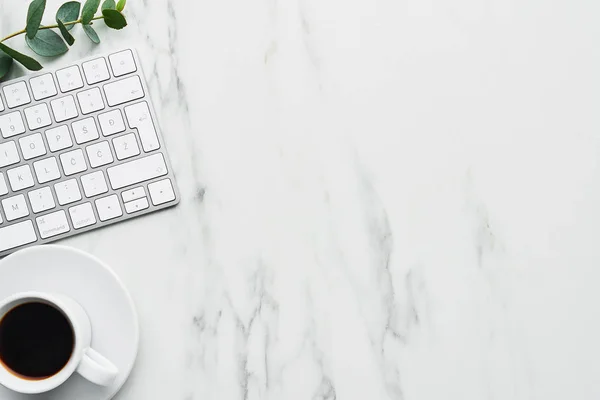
[0,15,104,43]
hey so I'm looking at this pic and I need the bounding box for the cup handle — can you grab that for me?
[76,347,119,386]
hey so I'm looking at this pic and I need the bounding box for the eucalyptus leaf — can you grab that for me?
[116,0,126,11]
[26,0,47,39]
[57,19,75,46]
[56,1,81,31]
[102,9,127,30]
[25,30,68,57]
[82,24,100,44]
[81,0,100,24]
[0,43,42,71]
[102,0,116,10]
[0,51,13,80]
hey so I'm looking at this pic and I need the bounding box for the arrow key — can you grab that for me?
[95,194,122,221]
[148,179,175,206]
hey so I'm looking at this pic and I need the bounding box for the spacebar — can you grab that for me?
[107,154,167,190]
[0,221,37,252]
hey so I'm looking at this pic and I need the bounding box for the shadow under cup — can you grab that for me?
[0,301,75,381]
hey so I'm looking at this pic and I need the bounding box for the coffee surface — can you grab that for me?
[0,302,74,379]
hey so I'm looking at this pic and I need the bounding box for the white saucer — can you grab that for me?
[0,245,139,400]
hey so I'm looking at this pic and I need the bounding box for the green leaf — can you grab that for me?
[56,1,81,31]
[102,9,127,29]
[82,24,100,44]
[57,19,75,46]
[0,43,42,71]
[26,0,46,39]
[0,51,14,80]
[102,0,116,10]
[116,0,126,11]
[81,0,100,24]
[25,30,68,57]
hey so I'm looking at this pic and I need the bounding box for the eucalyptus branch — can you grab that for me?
[0,16,105,43]
[0,0,128,79]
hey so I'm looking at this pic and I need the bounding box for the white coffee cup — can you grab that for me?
[0,292,118,394]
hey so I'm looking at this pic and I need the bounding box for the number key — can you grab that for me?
[29,74,58,101]
[0,111,26,138]
[2,81,31,108]
[55,65,84,93]
[82,57,110,84]
[24,104,52,130]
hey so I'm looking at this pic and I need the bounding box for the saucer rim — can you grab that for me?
[0,244,140,399]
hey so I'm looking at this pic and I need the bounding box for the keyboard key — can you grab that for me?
[45,125,73,152]
[121,186,146,202]
[107,153,167,190]
[81,171,108,197]
[7,165,34,191]
[86,141,113,168]
[0,221,37,252]
[77,87,104,114]
[24,104,52,130]
[3,81,31,108]
[0,111,26,138]
[148,179,176,205]
[0,49,179,256]
[95,194,122,221]
[108,50,136,77]
[19,133,47,160]
[124,102,160,152]
[69,202,96,229]
[51,95,78,122]
[82,57,110,85]
[60,149,88,176]
[54,178,81,205]
[113,133,140,160]
[29,73,58,101]
[98,109,125,136]
[33,157,61,184]
[0,141,20,167]
[28,187,56,213]
[124,197,149,214]
[0,173,7,195]
[36,210,70,239]
[72,117,100,144]
[103,76,144,107]
[2,194,29,221]
[56,65,84,93]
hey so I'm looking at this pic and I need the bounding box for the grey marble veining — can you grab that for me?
[2,0,600,399]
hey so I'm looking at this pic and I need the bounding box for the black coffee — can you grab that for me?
[0,302,74,379]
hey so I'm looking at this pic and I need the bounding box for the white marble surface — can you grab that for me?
[2,0,600,398]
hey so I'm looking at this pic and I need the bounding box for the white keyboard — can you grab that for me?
[0,48,179,257]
